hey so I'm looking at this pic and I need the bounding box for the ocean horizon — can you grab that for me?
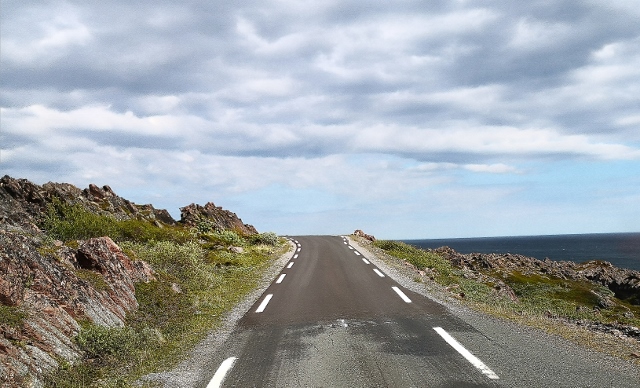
[402,232,640,271]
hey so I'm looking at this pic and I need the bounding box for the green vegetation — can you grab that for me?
[41,200,287,387]
[0,304,27,328]
[373,240,640,327]
[74,269,109,292]
[373,240,490,297]
[40,199,190,243]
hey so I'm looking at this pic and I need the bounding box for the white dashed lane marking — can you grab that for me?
[287,262,294,268]
[362,258,370,264]
[207,357,238,388]
[373,268,385,277]
[433,327,499,380]
[256,294,273,313]
[392,286,412,303]
[276,274,286,284]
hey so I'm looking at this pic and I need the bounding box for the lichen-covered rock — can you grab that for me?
[180,202,257,235]
[353,229,376,241]
[0,231,155,387]
[0,175,176,229]
[433,246,640,305]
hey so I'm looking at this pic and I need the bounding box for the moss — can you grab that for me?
[75,269,109,292]
[0,304,27,328]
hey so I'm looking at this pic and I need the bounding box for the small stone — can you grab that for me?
[171,283,182,294]
[229,246,244,254]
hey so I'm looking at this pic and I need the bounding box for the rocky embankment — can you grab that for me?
[429,246,640,340]
[433,246,640,306]
[0,176,256,386]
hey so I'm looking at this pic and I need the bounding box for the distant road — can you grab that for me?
[201,236,640,387]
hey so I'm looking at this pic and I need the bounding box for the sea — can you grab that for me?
[402,233,640,271]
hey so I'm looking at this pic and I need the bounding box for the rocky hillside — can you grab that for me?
[434,246,640,307]
[0,175,258,387]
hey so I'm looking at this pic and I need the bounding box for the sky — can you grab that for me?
[1,0,639,239]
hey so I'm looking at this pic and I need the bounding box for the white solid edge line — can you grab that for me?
[207,356,238,388]
[276,274,286,284]
[433,327,500,380]
[362,258,370,264]
[373,268,385,277]
[287,262,294,268]
[256,294,273,313]
[392,286,412,303]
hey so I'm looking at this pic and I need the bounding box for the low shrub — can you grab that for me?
[41,199,118,241]
[120,240,213,291]
[75,325,139,363]
[249,232,279,246]
[201,230,244,247]
[374,240,457,282]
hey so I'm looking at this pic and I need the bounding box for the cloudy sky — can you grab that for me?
[1,1,639,239]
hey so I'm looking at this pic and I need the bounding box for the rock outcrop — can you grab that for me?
[180,202,257,235]
[433,246,640,305]
[353,229,376,242]
[0,175,176,231]
[0,232,155,386]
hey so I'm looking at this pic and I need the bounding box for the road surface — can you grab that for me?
[195,236,640,387]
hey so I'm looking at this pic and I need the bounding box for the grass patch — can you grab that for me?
[374,240,458,284]
[40,199,190,244]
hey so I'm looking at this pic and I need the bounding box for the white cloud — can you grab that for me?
[2,7,91,65]
[508,18,572,51]
[351,124,640,160]
[2,105,206,138]
[463,163,521,174]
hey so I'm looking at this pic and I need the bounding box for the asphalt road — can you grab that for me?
[197,236,640,388]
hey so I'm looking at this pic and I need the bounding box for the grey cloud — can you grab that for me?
[2,0,640,166]
[68,130,184,151]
